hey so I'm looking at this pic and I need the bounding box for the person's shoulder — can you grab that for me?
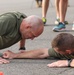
[48,48,59,57]
[15,12,27,18]
[14,12,27,19]
[48,48,54,51]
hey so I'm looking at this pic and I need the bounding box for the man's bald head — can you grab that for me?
[24,15,44,37]
[20,15,44,39]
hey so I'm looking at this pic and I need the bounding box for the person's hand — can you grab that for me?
[0,57,9,64]
[3,50,15,59]
[47,60,68,68]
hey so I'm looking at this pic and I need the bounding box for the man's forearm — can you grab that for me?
[20,39,25,48]
[4,48,49,59]
[19,39,26,51]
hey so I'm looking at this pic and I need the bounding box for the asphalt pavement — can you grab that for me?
[0,0,74,75]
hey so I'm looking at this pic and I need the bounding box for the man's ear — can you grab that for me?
[66,50,72,54]
[26,25,31,29]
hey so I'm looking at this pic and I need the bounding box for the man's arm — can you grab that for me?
[3,48,49,59]
[47,59,74,67]
[19,39,26,50]
[0,53,9,64]
[0,57,9,64]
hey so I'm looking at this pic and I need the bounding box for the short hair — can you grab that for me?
[51,33,74,51]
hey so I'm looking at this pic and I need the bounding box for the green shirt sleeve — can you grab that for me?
[48,48,74,59]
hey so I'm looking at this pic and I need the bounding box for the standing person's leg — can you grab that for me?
[55,0,68,25]
[67,0,70,7]
[59,0,65,23]
[42,0,50,24]
[53,0,68,32]
[59,0,68,23]
[63,0,68,24]
[35,0,40,7]
[39,0,42,7]
[55,0,60,24]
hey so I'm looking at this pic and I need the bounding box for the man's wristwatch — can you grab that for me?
[68,59,73,67]
[19,47,26,50]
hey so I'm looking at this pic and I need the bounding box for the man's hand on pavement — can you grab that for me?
[0,57,9,64]
[47,60,68,68]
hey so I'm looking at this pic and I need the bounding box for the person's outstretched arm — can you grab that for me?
[3,48,49,59]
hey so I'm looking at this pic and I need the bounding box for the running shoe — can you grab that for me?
[39,1,42,7]
[55,19,68,25]
[42,17,47,24]
[53,22,66,32]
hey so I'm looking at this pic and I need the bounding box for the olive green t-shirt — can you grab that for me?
[0,12,27,49]
[48,48,74,59]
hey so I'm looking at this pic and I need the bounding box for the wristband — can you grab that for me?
[68,59,73,67]
[19,47,26,50]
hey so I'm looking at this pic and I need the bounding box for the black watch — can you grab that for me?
[19,47,26,50]
[68,59,73,67]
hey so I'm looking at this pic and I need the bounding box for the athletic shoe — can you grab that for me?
[72,23,74,30]
[64,21,68,25]
[55,19,68,25]
[53,22,66,32]
[42,17,47,24]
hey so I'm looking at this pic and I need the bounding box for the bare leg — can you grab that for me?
[39,0,42,7]
[59,0,68,23]
[55,0,68,25]
[63,0,68,21]
[55,0,60,19]
[36,0,40,7]
[3,48,49,59]
[53,0,68,32]
[42,0,49,18]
